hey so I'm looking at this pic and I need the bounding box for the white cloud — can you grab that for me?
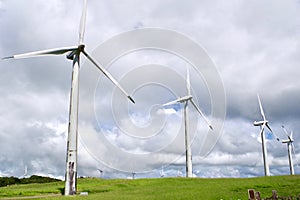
[0,0,300,178]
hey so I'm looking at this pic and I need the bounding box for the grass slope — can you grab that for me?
[0,175,299,199]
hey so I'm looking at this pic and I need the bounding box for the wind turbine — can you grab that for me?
[132,172,136,179]
[177,169,183,177]
[160,167,165,178]
[23,165,28,178]
[97,169,103,178]
[3,0,135,195]
[253,94,279,176]
[281,125,295,175]
[163,68,213,178]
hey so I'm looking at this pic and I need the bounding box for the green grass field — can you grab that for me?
[0,175,299,199]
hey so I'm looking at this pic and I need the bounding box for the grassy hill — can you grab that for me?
[0,175,299,199]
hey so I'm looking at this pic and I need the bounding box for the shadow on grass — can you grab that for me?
[58,187,64,195]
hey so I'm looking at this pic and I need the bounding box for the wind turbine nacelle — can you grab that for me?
[178,95,192,103]
[282,138,293,143]
[253,120,266,126]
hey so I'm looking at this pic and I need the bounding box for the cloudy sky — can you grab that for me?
[0,0,300,179]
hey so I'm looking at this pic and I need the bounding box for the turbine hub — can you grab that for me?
[78,44,85,51]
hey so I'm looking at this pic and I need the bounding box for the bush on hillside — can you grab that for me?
[0,175,61,187]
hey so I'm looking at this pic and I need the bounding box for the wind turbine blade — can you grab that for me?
[266,124,279,141]
[82,50,135,104]
[282,125,290,137]
[186,67,191,96]
[190,99,213,130]
[257,94,266,120]
[163,98,180,106]
[79,0,88,44]
[282,125,293,141]
[291,143,295,155]
[2,46,78,60]
[266,124,273,133]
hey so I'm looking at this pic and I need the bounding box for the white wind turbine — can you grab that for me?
[3,0,135,195]
[163,68,213,178]
[97,169,103,178]
[160,166,165,178]
[132,172,136,179]
[177,169,183,177]
[23,165,28,178]
[253,94,279,176]
[281,125,295,175]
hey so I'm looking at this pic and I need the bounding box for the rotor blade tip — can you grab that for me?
[128,96,135,104]
[209,125,213,130]
[2,56,13,60]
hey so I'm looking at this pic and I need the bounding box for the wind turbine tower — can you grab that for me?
[23,165,28,178]
[253,94,278,176]
[160,167,165,178]
[3,0,135,195]
[163,68,213,178]
[281,125,295,175]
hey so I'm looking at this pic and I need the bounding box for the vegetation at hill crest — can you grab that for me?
[0,175,61,187]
